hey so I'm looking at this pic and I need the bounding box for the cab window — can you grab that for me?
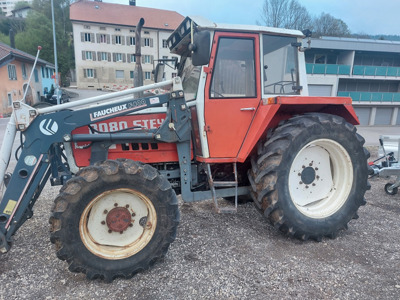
[263,35,299,95]
[210,37,256,98]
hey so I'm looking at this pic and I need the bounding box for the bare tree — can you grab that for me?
[260,0,312,30]
[312,13,351,37]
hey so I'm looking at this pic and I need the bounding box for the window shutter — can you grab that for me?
[141,55,145,64]
[92,51,96,61]
[113,53,116,62]
[127,54,131,63]
[81,32,84,42]
[122,36,125,45]
[122,54,126,63]
[96,33,100,43]
[97,52,101,61]
[141,38,144,46]
[150,38,153,48]
[93,69,97,78]
[112,35,116,45]
[107,34,110,44]
[90,33,95,43]
[83,69,87,78]
[151,55,154,64]
[126,36,129,45]
[108,53,111,62]
[82,51,85,60]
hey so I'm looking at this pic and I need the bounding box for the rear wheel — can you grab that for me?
[248,113,369,240]
[50,159,179,281]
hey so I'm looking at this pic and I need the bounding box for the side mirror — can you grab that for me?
[188,31,210,66]
[153,63,165,83]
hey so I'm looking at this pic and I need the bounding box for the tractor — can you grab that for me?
[0,16,370,282]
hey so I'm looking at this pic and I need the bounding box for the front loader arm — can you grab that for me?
[0,78,187,253]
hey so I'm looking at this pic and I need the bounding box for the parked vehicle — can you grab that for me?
[0,16,370,282]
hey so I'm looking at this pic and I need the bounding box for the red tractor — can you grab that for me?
[0,16,369,281]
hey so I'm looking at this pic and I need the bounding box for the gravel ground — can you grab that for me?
[0,147,400,299]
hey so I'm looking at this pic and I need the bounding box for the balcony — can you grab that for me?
[338,91,400,102]
[306,63,351,75]
[353,65,400,77]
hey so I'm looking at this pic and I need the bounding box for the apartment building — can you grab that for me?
[1,0,32,16]
[305,37,400,126]
[70,1,184,90]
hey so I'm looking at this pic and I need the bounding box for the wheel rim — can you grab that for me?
[288,139,353,219]
[79,188,157,260]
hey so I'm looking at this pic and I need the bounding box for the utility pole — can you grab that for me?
[51,0,60,105]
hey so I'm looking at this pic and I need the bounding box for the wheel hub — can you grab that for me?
[106,207,132,232]
[301,166,316,185]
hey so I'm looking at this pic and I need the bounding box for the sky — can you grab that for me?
[105,0,400,36]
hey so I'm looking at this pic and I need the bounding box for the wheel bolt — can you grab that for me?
[108,230,112,233]
[299,181,303,184]
[298,173,301,176]
[312,183,316,186]
[120,231,123,234]
[114,203,118,207]
[305,185,309,189]
[315,167,319,171]
[125,204,129,208]
[316,176,320,179]
[104,209,108,214]
[132,212,136,217]
[101,221,105,225]
[309,163,313,166]
[129,223,133,227]
[302,165,305,169]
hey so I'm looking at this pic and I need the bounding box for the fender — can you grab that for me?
[237,96,359,162]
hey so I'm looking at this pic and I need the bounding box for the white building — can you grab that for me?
[1,0,32,16]
[70,1,184,90]
[305,37,400,126]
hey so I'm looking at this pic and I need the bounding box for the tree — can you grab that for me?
[312,13,351,37]
[260,0,312,30]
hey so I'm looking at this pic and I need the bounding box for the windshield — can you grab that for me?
[179,56,202,102]
[263,34,299,95]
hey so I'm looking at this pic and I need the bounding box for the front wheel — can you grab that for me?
[50,159,179,281]
[249,113,370,240]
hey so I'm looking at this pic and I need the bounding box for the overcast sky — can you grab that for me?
[104,0,400,36]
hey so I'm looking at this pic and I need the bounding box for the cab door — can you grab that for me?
[204,32,261,158]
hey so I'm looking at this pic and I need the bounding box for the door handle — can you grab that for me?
[240,107,255,111]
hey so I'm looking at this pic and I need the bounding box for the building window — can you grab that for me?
[115,35,122,44]
[85,68,95,78]
[129,36,135,46]
[99,34,107,43]
[162,39,168,48]
[129,54,136,63]
[116,70,124,79]
[115,28,121,31]
[100,26,106,30]
[85,51,93,60]
[7,93,12,106]
[41,66,45,78]
[130,71,134,79]
[100,52,108,61]
[145,71,151,80]
[144,31,149,34]
[34,69,39,82]
[21,63,27,79]
[8,64,17,80]
[162,55,168,60]
[172,73,177,78]
[144,55,151,64]
[130,29,135,33]
[84,32,91,42]
[115,53,122,62]
[144,38,151,47]
[84,25,91,29]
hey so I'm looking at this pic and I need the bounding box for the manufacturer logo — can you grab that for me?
[39,119,58,135]
[90,99,148,121]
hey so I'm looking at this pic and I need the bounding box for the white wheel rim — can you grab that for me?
[80,188,157,260]
[288,139,353,219]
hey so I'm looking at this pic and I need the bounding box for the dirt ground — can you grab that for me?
[0,147,399,299]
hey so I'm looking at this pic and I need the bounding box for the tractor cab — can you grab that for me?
[163,17,309,160]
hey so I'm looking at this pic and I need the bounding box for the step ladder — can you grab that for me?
[206,163,238,213]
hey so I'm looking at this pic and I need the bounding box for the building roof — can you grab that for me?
[308,36,400,53]
[0,42,54,67]
[70,1,184,31]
